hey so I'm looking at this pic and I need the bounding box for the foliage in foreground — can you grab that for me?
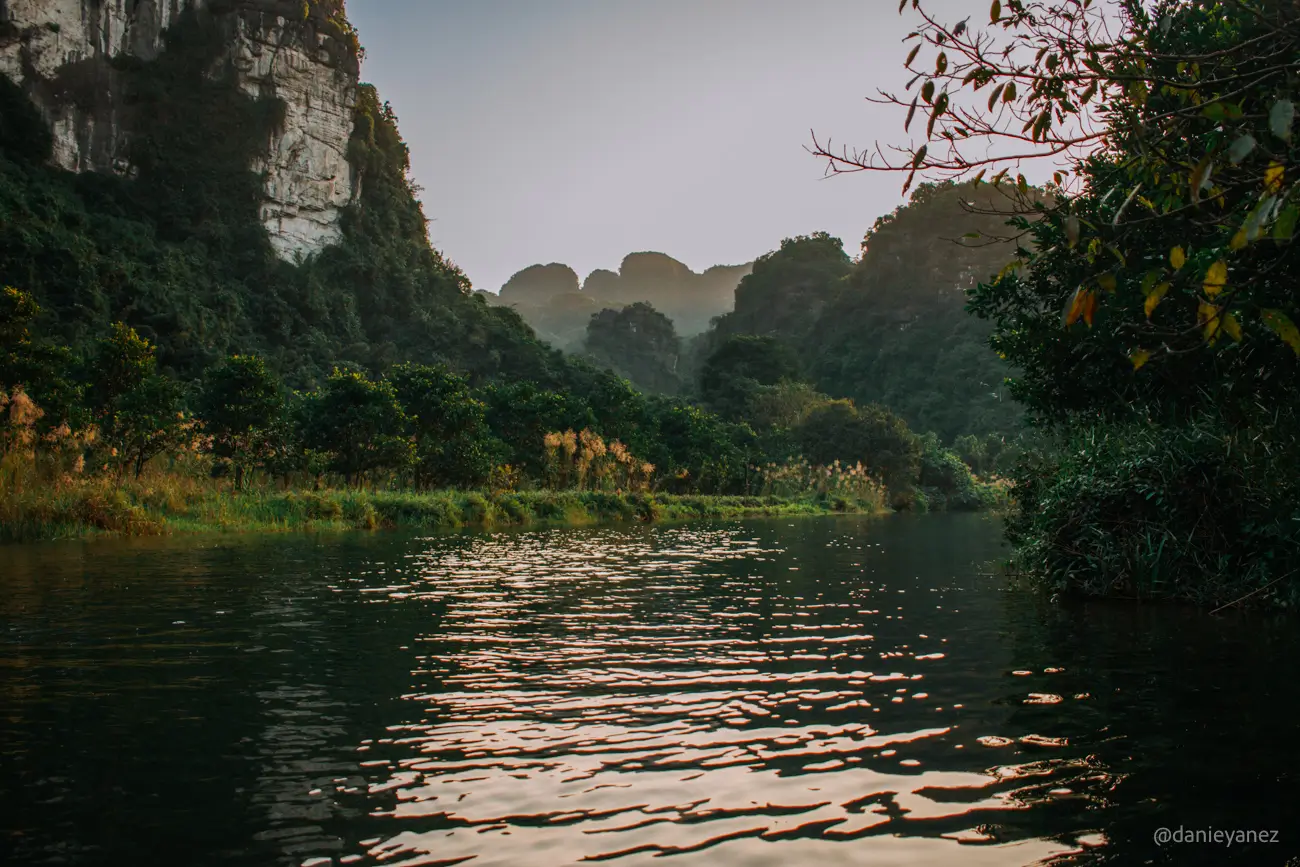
[820,0,1300,606]
[1007,414,1300,608]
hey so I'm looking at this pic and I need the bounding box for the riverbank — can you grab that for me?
[0,477,886,543]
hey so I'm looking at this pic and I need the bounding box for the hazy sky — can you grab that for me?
[347,0,967,295]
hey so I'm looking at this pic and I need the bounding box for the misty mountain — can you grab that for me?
[481,252,753,350]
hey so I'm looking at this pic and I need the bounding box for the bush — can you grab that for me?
[1008,414,1300,607]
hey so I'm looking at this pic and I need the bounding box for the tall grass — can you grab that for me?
[1,480,885,543]
[0,389,890,542]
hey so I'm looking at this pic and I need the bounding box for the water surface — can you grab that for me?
[2,514,1296,866]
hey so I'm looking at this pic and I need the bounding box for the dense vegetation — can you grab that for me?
[692,188,1027,444]
[822,0,1300,608]
[0,8,560,387]
[0,4,1014,542]
[581,302,683,395]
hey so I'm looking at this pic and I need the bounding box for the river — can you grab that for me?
[2,514,1296,866]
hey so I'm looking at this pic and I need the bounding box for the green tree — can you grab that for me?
[299,369,413,485]
[388,362,493,488]
[0,287,80,426]
[698,334,804,421]
[197,355,284,489]
[85,323,189,478]
[87,323,156,414]
[796,400,921,493]
[819,1,1300,600]
[816,0,1300,377]
[951,434,989,476]
[565,362,652,454]
[642,398,758,494]
[583,302,682,394]
[918,435,982,510]
[716,233,852,340]
[478,381,596,478]
[109,374,189,479]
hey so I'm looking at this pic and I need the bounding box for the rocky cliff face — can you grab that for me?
[0,0,358,260]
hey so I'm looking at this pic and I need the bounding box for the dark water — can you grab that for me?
[1,514,1297,867]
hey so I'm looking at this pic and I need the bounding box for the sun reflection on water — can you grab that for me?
[329,526,1105,866]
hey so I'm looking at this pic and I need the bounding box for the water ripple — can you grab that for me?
[331,524,1099,866]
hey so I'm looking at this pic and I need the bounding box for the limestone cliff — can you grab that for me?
[0,0,359,259]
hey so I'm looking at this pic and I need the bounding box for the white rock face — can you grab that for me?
[0,0,357,260]
[230,14,356,260]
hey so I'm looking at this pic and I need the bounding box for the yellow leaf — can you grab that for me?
[1199,301,1222,343]
[1222,311,1242,342]
[1261,309,1300,354]
[1170,246,1186,270]
[1065,287,1087,326]
[1082,290,1098,327]
[1130,349,1151,370]
[1066,287,1097,327]
[1265,161,1285,194]
[1145,282,1170,318]
[1203,259,1228,297]
[1230,229,1248,250]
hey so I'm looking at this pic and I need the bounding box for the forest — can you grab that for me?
[0,4,1008,543]
[806,0,1300,608]
[5,0,1298,611]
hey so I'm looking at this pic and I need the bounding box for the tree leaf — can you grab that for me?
[1065,287,1091,326]
[1270,99,1295,142]
[1130,349,1151,370]
[905,97,919,132]
[990,0,1001,22]
[1265,161,1285,194]
[1140,270,1161,296]
[1221,311,1242,342]
[936,52,948,75]
[922,80,935,104]
[1202,260,1227,298]
[1199,301,1222,343]
[1065,214,1080,249]
[1190,156,1213,200]
[1274,205,1299,240]
[906,43,922,67]
[1262,309,1300,355]
[1003,81,1017,103]
[912,145,928,167]
[1230,229,1248,250]
[1097,272,1117,294]
[1170,247,1186,270]
[1145,282,1170,318]
[1228,134,1256,165]
[988,82,1006,111]
[1244,194,1278,241]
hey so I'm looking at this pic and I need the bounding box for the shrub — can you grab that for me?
[1008,414,1300,607]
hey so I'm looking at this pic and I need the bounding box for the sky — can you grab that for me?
[347,0,970,295]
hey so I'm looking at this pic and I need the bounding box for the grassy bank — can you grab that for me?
[1,474,885,543]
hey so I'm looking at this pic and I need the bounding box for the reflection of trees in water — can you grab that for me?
[239,535,438,866]
[993,592,1300,864]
